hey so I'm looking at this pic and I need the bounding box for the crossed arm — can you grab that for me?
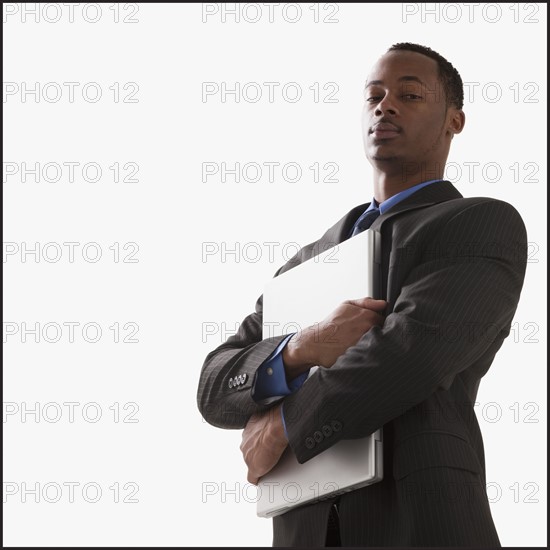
[197,200,528,484]
[241,297,388,484]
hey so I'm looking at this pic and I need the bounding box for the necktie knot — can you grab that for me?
[351,207,381,236]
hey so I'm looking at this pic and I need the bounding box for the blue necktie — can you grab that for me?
[351,206,381,236]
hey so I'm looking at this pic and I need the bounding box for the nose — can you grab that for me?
[375,93,398,117]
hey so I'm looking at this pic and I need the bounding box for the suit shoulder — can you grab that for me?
[430,196,524,227]
[446,196,524,226]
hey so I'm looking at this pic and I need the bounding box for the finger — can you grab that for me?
[361,311,386,326]
[345,297,387,311]
[349,311,385,331]
[247,471,258,485]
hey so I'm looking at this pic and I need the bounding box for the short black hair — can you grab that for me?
[387,42,464,110]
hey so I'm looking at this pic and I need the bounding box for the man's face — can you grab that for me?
[362,50,460,176]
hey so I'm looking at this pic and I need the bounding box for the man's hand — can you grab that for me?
[240,403,288,485]
[241,298,386,483]
[283,297,387,374]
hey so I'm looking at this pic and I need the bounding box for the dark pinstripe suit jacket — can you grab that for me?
[197,180,528,546]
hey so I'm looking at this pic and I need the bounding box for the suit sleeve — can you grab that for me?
[282,200,528,464]
[196,237,317,429]
[196,287,290,429]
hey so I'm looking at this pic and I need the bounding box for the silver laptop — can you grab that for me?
[257,229,383,518]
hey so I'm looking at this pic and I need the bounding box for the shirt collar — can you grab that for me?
[368,179,443,215]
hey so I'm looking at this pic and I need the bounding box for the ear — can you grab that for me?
[448,108,465,136]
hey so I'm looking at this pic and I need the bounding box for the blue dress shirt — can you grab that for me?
[251,178,443,439]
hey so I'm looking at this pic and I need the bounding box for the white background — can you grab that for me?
[3,2,547,547]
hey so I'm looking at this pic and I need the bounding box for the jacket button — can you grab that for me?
[305,437,315,449]
[228,378,233,388]
[242,373,248,383]
[331,420,342,432]
[313,430,324,443]
[322,424,333,437]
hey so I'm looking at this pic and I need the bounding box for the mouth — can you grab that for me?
[369,122,401,140]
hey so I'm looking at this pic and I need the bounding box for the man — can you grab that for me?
[197,43,527,547]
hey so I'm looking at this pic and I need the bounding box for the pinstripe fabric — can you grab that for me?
[197,181,528,547]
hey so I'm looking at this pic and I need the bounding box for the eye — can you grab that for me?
[365,96,382,103]
[403,94,422,100]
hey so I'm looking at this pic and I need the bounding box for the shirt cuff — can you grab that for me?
[251,333,310,403]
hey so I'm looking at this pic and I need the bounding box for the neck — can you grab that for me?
[371,163,445,203]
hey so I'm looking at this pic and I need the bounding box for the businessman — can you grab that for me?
[197,43,528,547]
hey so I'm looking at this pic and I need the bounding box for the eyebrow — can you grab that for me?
[364,76,426,89]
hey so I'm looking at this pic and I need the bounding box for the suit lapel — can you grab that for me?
[321,180,464,246]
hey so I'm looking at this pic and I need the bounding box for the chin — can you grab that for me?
[369,153,399,162]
